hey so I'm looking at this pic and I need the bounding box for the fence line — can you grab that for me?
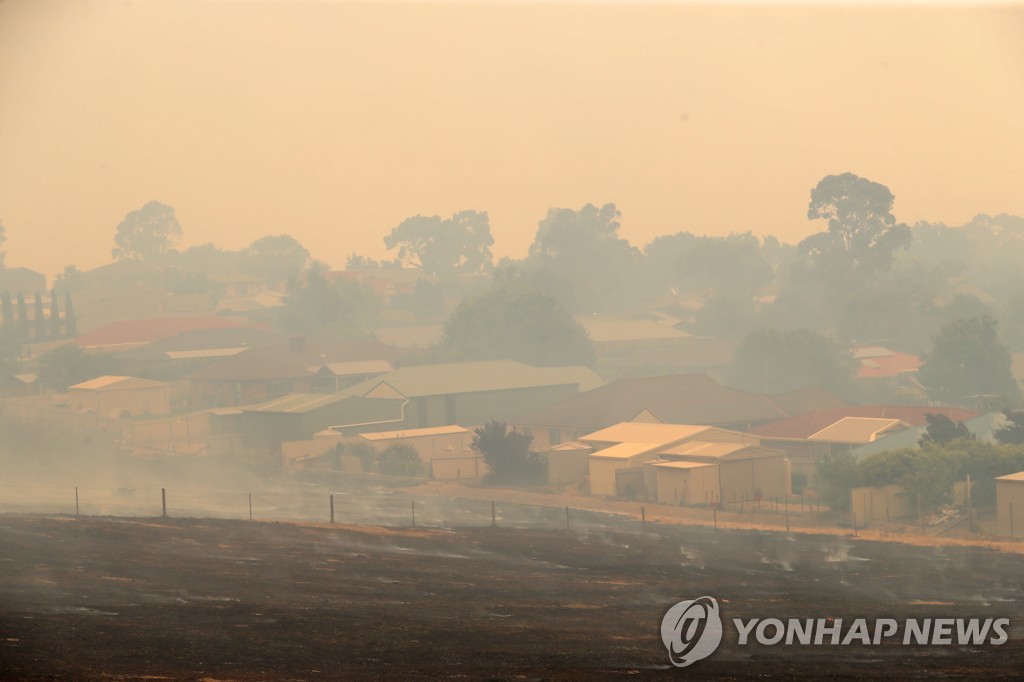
[0,483,847,539]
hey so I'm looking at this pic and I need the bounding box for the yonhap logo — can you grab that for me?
[660,596,723,667]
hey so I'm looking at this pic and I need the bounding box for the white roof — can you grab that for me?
[649,459,716,470]
[589,442,664,460]
[580,422,710,446]
[808,417,908,444]
[853,347,893,360]
[660,441,750,459]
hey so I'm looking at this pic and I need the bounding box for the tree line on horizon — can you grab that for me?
[3,172,1024,409]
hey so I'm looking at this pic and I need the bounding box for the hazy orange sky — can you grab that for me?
[1,0,1023,280]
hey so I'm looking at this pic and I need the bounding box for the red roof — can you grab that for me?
[75,317,264,349]
[853,346,922,379]
[750,405,979,440]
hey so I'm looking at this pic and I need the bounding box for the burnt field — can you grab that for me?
[1,514,1022,680]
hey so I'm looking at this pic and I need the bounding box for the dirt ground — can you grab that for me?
[1,514,1022,681]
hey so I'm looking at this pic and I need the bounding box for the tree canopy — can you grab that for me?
[278,264,379,337]
[441,285,595,367]
[242,234,310,285]
[728,328,857,397]
[112,201,182,260]
[384,210,493,278]
[523,203,639,312]
[918,413,973,446]
[799,173,911,279]
[37,344,115,392]
[471,421,544,485]
[917,315,1018,404]
[994,410,1024,446]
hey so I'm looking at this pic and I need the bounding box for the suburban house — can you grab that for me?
[281,424,481,478]
[309,360,394,393]
[222,360,602,461]
[994,472,1024,538]
[185,338,403,407]
[512,373,850,450]
[853,345,926,400]
[226,393,406,455]
[115,326,287,379]
[208,272,268,298]
[854,346,922,379]
[334,360,605,432]
[550,421,789,504]
[1,373,39,399]
[0,266,47,296]
[750,405,979,477]
[68,375,171,417]
[574,315,736,375]
[355,425,480,479]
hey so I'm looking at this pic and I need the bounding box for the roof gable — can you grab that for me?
[364,381,406,400]
[580,422,710,447]
[808,417,910,444]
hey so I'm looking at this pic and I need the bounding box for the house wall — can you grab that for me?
[69,385,170,417]
[241,412,305,450]
[193,377,314,408]
[282,437,341,465]
[404,384,580,430]
[718,456,789,503]
[589,455,653,497]
[355,430,484,479]
[994,479,1024,537]
[653,466,720,506]
[358,430,472,460]
[764,440,830,480]
[521,426,583,451]
[430,455,487,480]
[548,449,591,489]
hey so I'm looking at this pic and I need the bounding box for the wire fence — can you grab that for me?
[0,484,637,533]
[0,481,853,540]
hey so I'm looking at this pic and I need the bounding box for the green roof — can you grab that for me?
[339,360,604,399]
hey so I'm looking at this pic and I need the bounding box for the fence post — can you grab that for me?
[852,511,857,537]
[641,506,646,525]
[248,493,253,521]
[491,501,496,527]
[565,506,570,531]
[161,488,167,518]
[75,486,79,517]
[330,494,335,524]
[785,500,790,532]
[713,507,717,531]
[411,500,416,527]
